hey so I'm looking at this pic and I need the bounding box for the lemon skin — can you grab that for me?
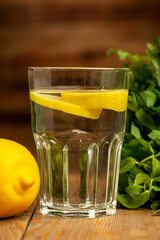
[0,139,40,218]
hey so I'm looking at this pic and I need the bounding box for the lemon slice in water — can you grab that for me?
[30,91,102,119]
[62,89,128,112]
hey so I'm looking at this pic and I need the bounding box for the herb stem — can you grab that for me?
[139,155,154,166]
[139,152,160,166]
[155,152,160,158]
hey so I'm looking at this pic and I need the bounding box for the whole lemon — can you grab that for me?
[0,138,40,218]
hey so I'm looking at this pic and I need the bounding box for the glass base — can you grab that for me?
[40,201,117,218]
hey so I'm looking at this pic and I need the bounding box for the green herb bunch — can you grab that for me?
[107,38,160,211]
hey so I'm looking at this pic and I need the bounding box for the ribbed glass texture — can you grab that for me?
[28,67,130,218]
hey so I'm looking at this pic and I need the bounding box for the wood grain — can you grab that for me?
[0,200,37,240]
[24,208,160,240]
[1,19,160,95]
[0,0,160,22]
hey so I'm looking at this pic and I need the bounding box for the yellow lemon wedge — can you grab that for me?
[0,139,40,218]
[30,91,102,119]
[61,89,128,112]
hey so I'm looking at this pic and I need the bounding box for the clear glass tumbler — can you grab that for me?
[28,67,130,218]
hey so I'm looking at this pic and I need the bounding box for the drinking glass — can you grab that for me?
[28,67,130,218]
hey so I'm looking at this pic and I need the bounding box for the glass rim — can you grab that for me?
[28,67,130,72]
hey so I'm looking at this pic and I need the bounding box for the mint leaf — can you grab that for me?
[127,93,138,111]
[152,158,160,178]
[118,191,150,208]
[120,157,137,174]
[118,173,129,193]
[126,185,143,194]
[142,160,152,172]
[138,139,154,154]
[152,185,160,191]
[129,165,143,180]
[152,38,160,50]
[134,173,150,185]
[131,64,153,89]
[153,176,160,182]
[122,138,151,161]
[131,122,154,154]
[148,130,160,140]
[106,49,146,62]
[131,122,141,138]
[150,200,160,210]
[142,89,157,108]
[152,59,160,87]
[152,178,160,192]
[151,106,160,114]
[107,38,160,210]
[136,108,156,130]
[147,42,158,58]
[135,93,146,109]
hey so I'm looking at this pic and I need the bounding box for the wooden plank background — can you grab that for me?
[1,0,160,155]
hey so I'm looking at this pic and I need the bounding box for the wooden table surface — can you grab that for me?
[0,200,160,240]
